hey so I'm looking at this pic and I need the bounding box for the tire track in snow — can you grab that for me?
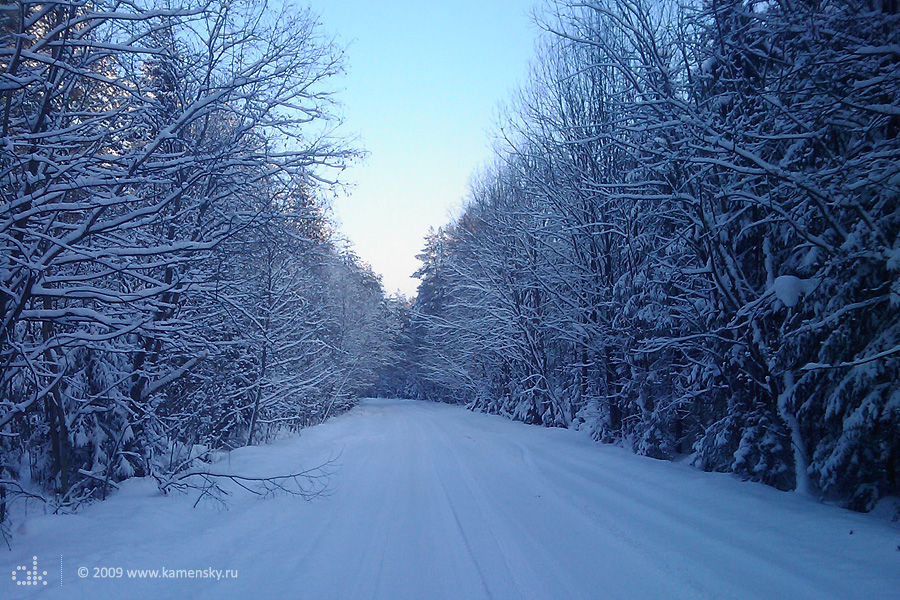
[430,412,706,600]
[516,436,841,600]
[421,404,855,600]
[423,417,514,600]
[426,416,591,600]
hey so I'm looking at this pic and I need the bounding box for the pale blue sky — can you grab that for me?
[310,1,539,296]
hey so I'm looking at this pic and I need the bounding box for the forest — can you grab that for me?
[393,0,900,513]
[0,0,401,537]
[1,0,898,544]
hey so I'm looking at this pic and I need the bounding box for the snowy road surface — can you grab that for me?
[5,399,899,599]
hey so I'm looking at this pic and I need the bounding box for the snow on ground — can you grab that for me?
[3,399,898,599]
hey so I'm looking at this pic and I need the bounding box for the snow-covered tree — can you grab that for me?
[0,0,377,529]
[411,0,900,511]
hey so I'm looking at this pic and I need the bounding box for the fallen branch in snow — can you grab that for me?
[153,452,341,508]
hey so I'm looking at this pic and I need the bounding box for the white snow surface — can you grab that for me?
[772,274,817,307]
[4,399,899,599]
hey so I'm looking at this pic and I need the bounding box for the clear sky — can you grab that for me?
[309,0,539,297]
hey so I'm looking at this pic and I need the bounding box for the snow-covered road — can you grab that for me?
[5,399,899,599]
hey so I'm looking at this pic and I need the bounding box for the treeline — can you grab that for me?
[408,0,900,511]
[0,0,392,530]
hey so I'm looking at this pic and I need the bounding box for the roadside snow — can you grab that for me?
[4,399,898,599]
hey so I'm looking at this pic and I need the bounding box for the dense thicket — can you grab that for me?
[0,0,391,534]
[411,0,900,510]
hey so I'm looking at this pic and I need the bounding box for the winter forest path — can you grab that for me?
[6,399,899,600]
